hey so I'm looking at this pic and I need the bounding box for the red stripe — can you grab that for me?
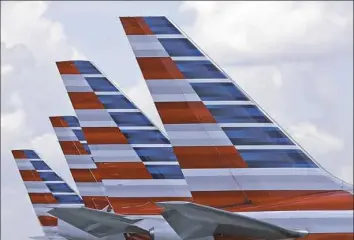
[29,193,57,204]
[11,150,27,159]
[59,141,89,155]
[191,190,354,211]
[109,196,192,215]
[155,102,216,124]
[19,170,42,181]
[68,92,104,109]
[230,190,354,212]
[137,57,184,80]
[56,61,80,74]
[174,146,247,168]
[124,233,152,240]
[71,169,101,182]
[71,163,153,182]
[49,116,68,127]
[82,196,111,210]
[38,216,58,226]
[97,162,152,179]
[120,17,153,35]
[82,127,128,144]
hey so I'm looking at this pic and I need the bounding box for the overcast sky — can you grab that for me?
[1,1,353,239]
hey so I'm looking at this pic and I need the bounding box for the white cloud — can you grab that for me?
[1,64,13,76]
[1,1,86,64]
[181,1,353,64]
[1,109,26,132]
[288,122,344,154]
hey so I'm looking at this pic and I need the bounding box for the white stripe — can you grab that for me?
[95,92,122,95]
[119,126,157,130]
[187,79,232,83]
[182,168,325,177]
[33,203,84,209]
[155,34,185,39]
[219,123,276,128]
[182,168,342,191]
[241,210,353,219]
[103,179,189,186]
[131,144,172,148]
[104,179,191,197]
[79,140,87,144]
[106,109,140,113]
[81,74,104,78]
[52,192,78,195]
[42,181,65,184]
[67,163,97,169]
[24,182,51,193]
[235,145,299,150]
[143,161,179,165]
[171,56,208,61]
[69,127,82,130]
[16,160,35,170]
[203,101,254,105]
[36,170,53,172]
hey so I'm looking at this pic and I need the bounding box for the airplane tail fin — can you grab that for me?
[119,16,353,210]
[12,149,84,237]
[53,59,192,215]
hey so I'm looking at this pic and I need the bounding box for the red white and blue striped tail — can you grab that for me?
[52,60,192,215]
[119,16,353,210]
[11,149,84,237]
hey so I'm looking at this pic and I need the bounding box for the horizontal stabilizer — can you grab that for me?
[48,207,148,238]
[156,201,309,240]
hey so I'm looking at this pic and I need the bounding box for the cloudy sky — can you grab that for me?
[1,1,353,239]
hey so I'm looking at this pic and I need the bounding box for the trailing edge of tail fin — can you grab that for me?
[11,149,84,237]
[120,16,352,209]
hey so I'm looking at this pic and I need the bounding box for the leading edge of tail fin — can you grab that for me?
[11,149,84,236]
[119,16,353,208]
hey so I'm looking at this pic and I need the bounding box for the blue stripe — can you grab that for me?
[121,130,169,144]
[175,60,227,79]
[143,17,180,35]
[24,150,40,159]
[38,172,63,181]
[191,82,249,101]
[238,149,317,168]
[46,183,74,193]
[31,161,51,170]
[223,127,294,145]
[62,116,80,127]
[109,112,153,127]
[81,143,91,154]
[159,38,203,57]
[97,95,136,109]
[206,105,271,123]
[85,77,119,92]
[72,129,86,141]
[133,147,177,162]
[54,194,83,204]
[73,61,101,74]
[146,165,184,179]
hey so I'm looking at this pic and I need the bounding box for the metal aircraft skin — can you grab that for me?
[12,16,353,240]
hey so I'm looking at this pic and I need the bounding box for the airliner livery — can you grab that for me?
[12,16,353,240]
